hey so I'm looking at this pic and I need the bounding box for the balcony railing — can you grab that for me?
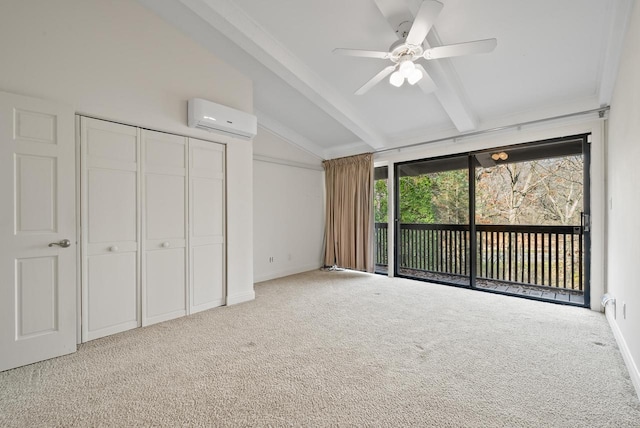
[374,223,584,291]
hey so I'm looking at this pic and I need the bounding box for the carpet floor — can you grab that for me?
[0,270,638,427]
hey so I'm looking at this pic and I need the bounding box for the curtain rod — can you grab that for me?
[375,106,610,155]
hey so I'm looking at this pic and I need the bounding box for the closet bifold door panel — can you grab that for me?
[189,138,225,313]
[81,118,140,342]
[80,118,226,341]
[142,130,188,326]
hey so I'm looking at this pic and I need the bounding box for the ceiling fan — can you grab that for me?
[333,0,497,95]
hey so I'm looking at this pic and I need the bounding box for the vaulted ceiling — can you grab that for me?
[139,0,632,159]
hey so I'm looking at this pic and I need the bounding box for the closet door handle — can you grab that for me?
[109,246,119,252]
[49,239,71,248]
[162,241,170,248]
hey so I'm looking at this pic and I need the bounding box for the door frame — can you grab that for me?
[392,134,591,307]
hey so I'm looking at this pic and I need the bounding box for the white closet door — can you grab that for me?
[81,118,140,342]
[0,91,76,371]
[142,130,187,326]
[189,139,225,313]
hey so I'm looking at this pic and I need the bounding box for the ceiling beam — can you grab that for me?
[423,29,478,132]
[372,0,415,37]
[177,0,388,150]
[373,0,478,133]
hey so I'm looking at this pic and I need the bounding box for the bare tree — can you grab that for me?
[476,155,583,225]
[537,156,583,224]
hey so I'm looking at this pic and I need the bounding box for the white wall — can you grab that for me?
[606,0,640,397]
[0,0,255,304]
[376,116,607,312]
[253,128,324,282]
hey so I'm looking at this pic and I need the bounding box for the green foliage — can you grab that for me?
[399,175,435,223]
[431,169,469,224]
[374,179,388,223]
[398,170,468,224]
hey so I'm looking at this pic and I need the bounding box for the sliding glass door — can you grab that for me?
[392,135,590,306]
[395,155,471,287]
[472,136,589,305]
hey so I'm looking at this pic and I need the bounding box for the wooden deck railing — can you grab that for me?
[374,223,584,290]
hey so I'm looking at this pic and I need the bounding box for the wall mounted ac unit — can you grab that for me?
[188,98,257,139]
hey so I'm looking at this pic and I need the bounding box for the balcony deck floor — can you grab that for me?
[376,266,585,306]
[476,280,585,305]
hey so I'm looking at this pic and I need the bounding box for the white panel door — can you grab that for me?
[142,130,187,326]
[189,138,225,313]
[81,118,140,342]
[0,91,76,371]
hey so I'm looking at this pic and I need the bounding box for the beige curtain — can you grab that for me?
[323,153,374,272]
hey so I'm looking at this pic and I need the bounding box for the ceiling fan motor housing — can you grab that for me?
[389,39,424,63]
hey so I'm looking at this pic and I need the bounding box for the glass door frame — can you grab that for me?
[393,153,473,289]
[392,134,591,307]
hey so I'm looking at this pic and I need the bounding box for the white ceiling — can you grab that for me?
[139,0,632,160]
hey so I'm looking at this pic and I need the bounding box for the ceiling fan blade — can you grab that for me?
[355,65,397,95]
[333,48,390,59]
[423,38,497,60]
[415,64,437,94]
[405,0,444,46]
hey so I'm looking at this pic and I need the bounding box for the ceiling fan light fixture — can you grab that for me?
[398,59,416,78]
[407,68,423,85]
[333,0,498,96]
[389,71,404,87]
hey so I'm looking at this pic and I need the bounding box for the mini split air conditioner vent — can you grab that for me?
[188,98,257,139]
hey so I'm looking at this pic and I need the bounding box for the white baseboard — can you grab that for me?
[606,309,640,400]
[226,290,255,306]
[254,263,321,284]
